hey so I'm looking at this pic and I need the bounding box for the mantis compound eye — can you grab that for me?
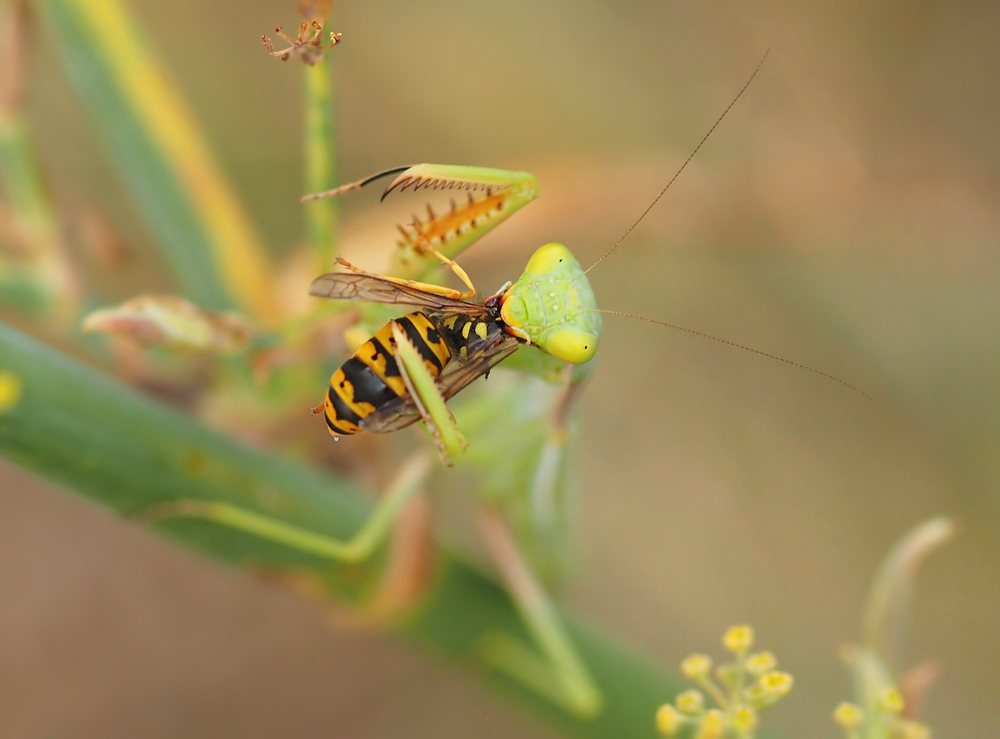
[544,326,599,364]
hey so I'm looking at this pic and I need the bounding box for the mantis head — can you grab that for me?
[499,243,601,364]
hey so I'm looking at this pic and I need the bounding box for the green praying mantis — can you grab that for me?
[137,52,864,720]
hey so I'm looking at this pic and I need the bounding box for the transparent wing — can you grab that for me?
[309,270,487,316]
[361,334,521,434]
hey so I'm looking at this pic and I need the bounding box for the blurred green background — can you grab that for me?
[1,0,997,736]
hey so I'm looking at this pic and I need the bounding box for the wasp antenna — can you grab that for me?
[587,307,870,400]
[583,49,770,276]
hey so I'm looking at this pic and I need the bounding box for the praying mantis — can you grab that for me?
[138,53,846,720]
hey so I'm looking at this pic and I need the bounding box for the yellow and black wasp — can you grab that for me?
[308,255,522,438]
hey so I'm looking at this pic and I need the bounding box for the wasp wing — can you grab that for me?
[309,270,487,316]
[360,334,521,434]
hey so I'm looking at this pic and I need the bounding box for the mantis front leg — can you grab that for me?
[139,452,432,564]
[302,164,540,280]
[390,320,468,464]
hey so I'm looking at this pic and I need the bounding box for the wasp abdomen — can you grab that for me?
[324,312,452,436]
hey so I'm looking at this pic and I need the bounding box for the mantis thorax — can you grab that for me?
[500,243,601,364]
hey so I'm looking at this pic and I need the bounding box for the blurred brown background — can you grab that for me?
[2,0,998,736]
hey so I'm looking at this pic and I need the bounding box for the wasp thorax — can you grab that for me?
[501,243,601,364]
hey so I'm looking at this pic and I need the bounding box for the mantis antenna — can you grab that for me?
[579,51,868,399]
[583,49,770,276]
[586,308,871,400]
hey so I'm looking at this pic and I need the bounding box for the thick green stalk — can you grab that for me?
[0,319,722,739]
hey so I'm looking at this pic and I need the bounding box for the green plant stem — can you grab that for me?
[0,115,78,319]
[0,319,739,738]
[303,51,337,274]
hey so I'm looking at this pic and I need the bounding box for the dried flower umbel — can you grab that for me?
[262,20,341,65]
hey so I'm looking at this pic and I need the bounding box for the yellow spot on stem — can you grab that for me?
[0,372,23,412]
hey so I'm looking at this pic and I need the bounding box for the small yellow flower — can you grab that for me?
[681,653,713,679]
[746,651,777,675]
[732,705,759,733]
[760,671,794,698]
[880,687,905,713]
[676,689,705,715]
[695,708,727,738]
[656,704,681,735]
[832,702,864,729]
[723,625,755,653]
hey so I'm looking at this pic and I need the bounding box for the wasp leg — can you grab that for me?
[335,257,467,300]
[475,507,602,719]
[390,321,467,464]
[138,452,432,564]
[409,237,477,299]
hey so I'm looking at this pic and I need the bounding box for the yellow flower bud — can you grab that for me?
[746,651,777,675]
[723,625,755,653]
[676,689,705,715]
[881,687,905,713]
[733,705,759,733]
[681,653,713,679]
[656,704,681,735]
[832,702,864,729]
[760,671,794,698]
[695,708,728,738]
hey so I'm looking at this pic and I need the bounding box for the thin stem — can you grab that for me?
[303,28,337,273]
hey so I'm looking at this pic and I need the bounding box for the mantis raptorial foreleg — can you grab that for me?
[138,452,432,564]
[302,164,540,280]
[390,321,468,464]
